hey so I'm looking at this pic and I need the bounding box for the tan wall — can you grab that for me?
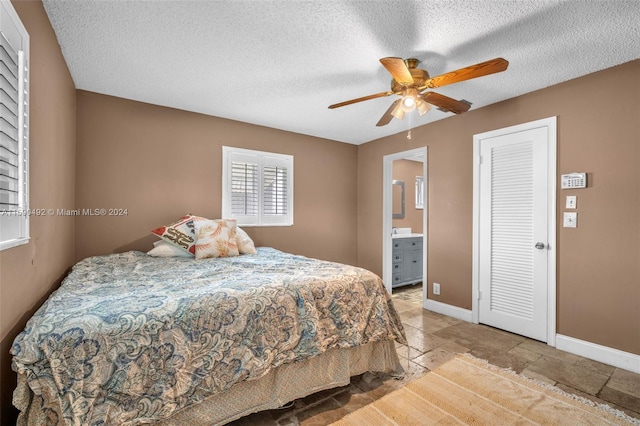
[0,1,77,422]
[75,91,358,265]
[392,159,423,233]
[1,4,638,419]
[357,60,640,356]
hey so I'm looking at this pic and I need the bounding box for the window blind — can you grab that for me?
[0,3,29,252]
[263,165,287,216]
[222,147,293,226]
[0,32,20,211]
[230,161,258,216]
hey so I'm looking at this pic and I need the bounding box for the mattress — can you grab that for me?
[12,247,406,425]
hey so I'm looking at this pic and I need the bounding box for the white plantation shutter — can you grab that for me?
[230,161,258,217]
[222,147,293,226]
[263,162,288,217]
[0,0,29,251]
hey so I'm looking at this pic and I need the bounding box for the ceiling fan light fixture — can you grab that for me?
[401,88,418,112]
[391,101,406,120]
[416,99,431,116]
[402,96,415,110]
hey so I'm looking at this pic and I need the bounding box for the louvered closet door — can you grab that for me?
[479,127,548,342]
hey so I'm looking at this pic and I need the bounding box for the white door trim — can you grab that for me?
[383,147,428,298]
[472,117,557,346]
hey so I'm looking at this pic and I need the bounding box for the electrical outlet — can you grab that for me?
[433,282,441,295]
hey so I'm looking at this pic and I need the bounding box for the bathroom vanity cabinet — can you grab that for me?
[391,236,423,288]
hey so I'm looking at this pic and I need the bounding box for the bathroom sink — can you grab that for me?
[392,228,422,238]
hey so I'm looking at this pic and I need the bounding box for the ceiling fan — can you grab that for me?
[328,57,509,126]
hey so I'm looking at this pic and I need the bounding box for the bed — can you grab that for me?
[11,247,406,425]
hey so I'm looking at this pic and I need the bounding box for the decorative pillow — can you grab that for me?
[194,219,240,259]
[151,215,196,255]
[147,241,194,258]
[235,226,257,254]
[190,214,257,255]
[189,215,209,224]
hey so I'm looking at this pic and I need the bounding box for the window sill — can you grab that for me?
[0,237,30,252]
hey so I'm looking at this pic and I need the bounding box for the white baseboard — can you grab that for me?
[556,334,640,374]
[424,298,473,322]
[423,299,640,374]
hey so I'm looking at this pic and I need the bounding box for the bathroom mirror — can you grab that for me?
[392,180,405,219]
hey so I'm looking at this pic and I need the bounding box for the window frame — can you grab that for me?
[222,146,294,227]
[0,0,29,252]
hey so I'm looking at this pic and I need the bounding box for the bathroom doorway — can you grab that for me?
[382,147,427,304]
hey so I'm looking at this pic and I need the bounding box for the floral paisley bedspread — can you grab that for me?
[11,248,406,425]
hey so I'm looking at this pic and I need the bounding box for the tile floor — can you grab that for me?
[230,284,640,425]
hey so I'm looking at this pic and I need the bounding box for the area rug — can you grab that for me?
[333,354,639,425]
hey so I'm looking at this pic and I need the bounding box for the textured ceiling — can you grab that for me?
[43,1,639,145]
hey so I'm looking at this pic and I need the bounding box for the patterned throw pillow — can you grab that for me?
[151,215,196,255]
[191,215,257,255]
[194,219,240,259]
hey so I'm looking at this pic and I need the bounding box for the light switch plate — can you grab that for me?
[563,212,577,228]
[566,196,577,209]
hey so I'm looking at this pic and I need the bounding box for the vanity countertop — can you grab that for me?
[392,233,423,239]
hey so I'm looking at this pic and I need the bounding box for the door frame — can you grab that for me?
[382,147,428,298]
[471,117,557,346]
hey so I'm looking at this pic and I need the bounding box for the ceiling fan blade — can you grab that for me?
[328,91,393,109]
[379,57,414,84]
[422,92,471,114]
[376,99,402,127]
[423,58,509,89]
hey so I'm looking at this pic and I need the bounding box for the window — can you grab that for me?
[415,176,424,209]
[222,146,293,226]
[0,0,29,251]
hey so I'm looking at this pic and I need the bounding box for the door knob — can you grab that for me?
[535,242,546,250]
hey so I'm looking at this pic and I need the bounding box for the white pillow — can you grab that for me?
[147,240,194,258]
[236,227,257,254]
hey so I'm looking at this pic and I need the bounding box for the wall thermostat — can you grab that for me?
[561,173,587,189]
